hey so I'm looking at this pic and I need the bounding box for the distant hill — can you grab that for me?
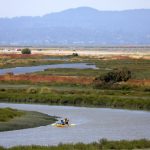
[0,7,150,46]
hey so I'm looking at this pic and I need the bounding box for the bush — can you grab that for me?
[40,87,51,94]
[0,88,6,92]
[144,87,150,92]
[72,53,79,57]
[21,48,31,54]
[27,87,38,94]
[94,68,132,88]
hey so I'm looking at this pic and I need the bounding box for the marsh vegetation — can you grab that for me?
[0,107,24,122]
[0,107,57,132]
[0,139,150,150]
[0,57,150,110]
[0,53,150,149]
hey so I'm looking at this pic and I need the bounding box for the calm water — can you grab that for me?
[0,103,150,148]
[0,63,97,75]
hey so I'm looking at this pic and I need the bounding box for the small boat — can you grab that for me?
[51,123,76,128]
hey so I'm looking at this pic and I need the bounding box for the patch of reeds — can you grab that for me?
[0,108,24,122]
[0,88,150,110]
[0,108,57,132]
[0,139,150,150]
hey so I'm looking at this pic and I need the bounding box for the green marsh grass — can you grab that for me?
[0,108,24,122]
[0,88,150,110]
[0,108,57,132]
[0,139,150,150]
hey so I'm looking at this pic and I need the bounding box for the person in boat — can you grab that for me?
[60,119,65,125]
[64,118,69,126]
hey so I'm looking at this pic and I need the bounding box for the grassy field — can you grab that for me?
[0,107,24,122]
[0,87,150,110]
[35,68,100,77]
[0,107,57,132]
[0,53,150,80]
[0,57,150,111]
[0,58,68,69]
[0,139,150,150]
[0,54,79,69]
[34,59,150,79]
[94,59,150,80]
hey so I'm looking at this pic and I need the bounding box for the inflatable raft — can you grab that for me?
[51,123,76,127]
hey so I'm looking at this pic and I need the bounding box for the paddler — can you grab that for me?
[60,120,65,125]
[64,118,69,126]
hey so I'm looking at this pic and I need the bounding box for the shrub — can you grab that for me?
[0,88,6,92]
[94,68,132,88]
[72,53,79,57]
[40,87,51,94]
[27,87,38,94]
[21,48,31,54]
[144,87,150,92]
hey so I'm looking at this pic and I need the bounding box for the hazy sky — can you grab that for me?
[0,0,150,18]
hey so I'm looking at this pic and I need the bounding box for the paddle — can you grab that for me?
[51,123,76,127]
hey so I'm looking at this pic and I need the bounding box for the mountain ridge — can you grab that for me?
[0,7,150,45]
[1,7,150,19]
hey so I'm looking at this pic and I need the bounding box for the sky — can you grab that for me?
[0,0,150,18]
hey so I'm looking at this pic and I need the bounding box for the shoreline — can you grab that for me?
[0,108,57,132]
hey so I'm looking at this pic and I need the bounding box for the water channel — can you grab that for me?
[0,103,150,148]
[0,63,97,75]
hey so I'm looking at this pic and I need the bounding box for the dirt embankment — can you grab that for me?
[0,74,150,87]
[126,79,150,87]
[0,74,94,85]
